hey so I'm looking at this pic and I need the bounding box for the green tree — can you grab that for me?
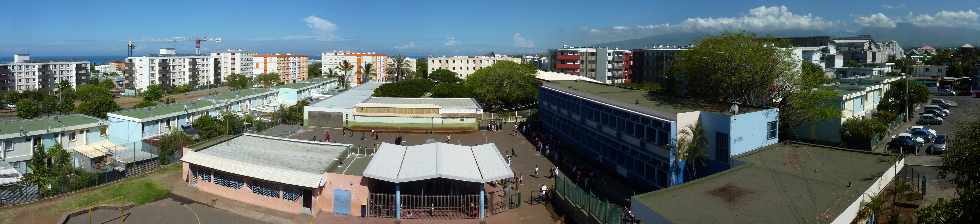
[98,78,116,90]
[22,143,54,196]
[256,73,281,88]
[916,117,980,222]
[388,55,409,82]
[15,99,41,119]
[671,32,797,106]
[225,73,252,90]
[877,79,929,117]
[171,84,192,94]
[464,61,539,111]
[800,61,830,87]
[373,79,435,97]
[431,83,472,98]
[76,95,121,118]
[677,121,708,180]
[218,112,245,135]
[429,69,462,84]
[362,63,375,83]
[192,115,222,140]
[337,60,354,89]
[143,84,164,102]
[157,131,193,164]
[779,88,841,140]
[417,58,428,79]
[840,117,887,149]
[309,62,322,78]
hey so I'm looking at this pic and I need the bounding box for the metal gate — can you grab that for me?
[334,189,352,215]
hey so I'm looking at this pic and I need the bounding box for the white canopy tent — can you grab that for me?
[363,142,513,184]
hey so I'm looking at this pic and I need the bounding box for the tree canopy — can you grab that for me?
[877,79,929,116]
[225,73,252,90]
[308,62,322,78]
[429,69,462,84]
[256,73,281,88]
[464,61,539,111]
[916,116,980,222]
[373,79,434,97]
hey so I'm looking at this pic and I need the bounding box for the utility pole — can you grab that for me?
[906,72,910,122]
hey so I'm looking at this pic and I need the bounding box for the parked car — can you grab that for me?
[3,103,15,109]
[889,133,920,153]
[921,109,946,118]
[910,126,938,137]
[910,129,935,143]
[917,114,943,125]
[927,135,947,155]
[931,99,955,108]
[940,89,957,96]
[923,105,951,115]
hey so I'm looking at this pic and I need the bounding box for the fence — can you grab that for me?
[553,171,628,224]
[0,140,161,207]
[367,190,512,220]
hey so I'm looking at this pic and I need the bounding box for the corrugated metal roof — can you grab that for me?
[309,82,383,110]
[363,142,513,183]
[182,150,325,188]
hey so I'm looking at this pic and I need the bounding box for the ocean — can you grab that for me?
[0,56,127,65]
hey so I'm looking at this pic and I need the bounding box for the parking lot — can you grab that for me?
[900,94,979,165]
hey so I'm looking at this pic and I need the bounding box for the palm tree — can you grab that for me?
[677,121,708,180]
[389,55,407,81]
[337,60,353,89]
[362,63,375,83]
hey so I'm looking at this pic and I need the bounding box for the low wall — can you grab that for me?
[831,157,906,224]
[181,163,313,215]
[315,173,370,217]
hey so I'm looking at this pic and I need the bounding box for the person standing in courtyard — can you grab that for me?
[534,165,539,177]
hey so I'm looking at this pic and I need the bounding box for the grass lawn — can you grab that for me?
[0,164,180,224]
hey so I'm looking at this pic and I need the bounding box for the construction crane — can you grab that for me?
[194,36,222,55]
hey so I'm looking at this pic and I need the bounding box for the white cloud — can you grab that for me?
[636,24,671,30]
[908,10,979,27]
[444,36,458,46]
[304,15,339,41]
[678,5,834,31]
[612,26,630,31]
[589,28,601,33]
[513,33,535,48]
[394,41,416,49]
[856,13,896,28]
[882,4,905,9]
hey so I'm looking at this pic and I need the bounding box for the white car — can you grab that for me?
[909,126,938,137]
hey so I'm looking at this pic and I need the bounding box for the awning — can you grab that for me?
[363,142,514,183]
[182,150,324,188]
[73,140,123,158]
[0,161,22,185]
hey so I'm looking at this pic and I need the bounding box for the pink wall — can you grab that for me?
[315,173,370,217]
[181,162,319,215]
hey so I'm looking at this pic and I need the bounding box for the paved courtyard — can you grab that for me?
[64,196,267,224]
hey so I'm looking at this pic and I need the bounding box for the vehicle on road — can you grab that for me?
[927,135,947,155]
[917,114,943,125]
[931,99,955,108]
[889,133,920,154]
[940,89,957,96]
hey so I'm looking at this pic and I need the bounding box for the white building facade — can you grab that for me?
[0,54,91,92]
[211,49,256,81]
[253,53,309,84]
[427,55,521,79]
[127,50,216,92]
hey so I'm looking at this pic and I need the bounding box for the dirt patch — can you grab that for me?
[707,183,753,204]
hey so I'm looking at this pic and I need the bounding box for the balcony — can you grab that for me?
[556,54,580,61]
[556,64,580,70]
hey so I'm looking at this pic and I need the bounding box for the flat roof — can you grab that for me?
[543,80,763,120]
[633,142,895,224]
[181,134,351,188]
[202,88,273,102]
[0,114,102,139]
[363,142,513,183]
[361,97,481,111]
[309,82,383,110]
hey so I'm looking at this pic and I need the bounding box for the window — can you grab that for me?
[716,133,730,161]
[767,121,778,140]
[2,140,12,152]
[69,132,77,141]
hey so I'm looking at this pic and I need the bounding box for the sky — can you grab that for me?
[2,0,980,57]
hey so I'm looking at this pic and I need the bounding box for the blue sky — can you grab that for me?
[2,0,979,57]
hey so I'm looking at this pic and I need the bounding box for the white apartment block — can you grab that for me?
[94,64,120,75]
[253,53,308,84]
[427,54,520,79]
[321,51,388,86]
[127,49,216,91]
[0,54,90,92]
[211,49,256,81]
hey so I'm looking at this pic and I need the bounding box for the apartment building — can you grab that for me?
[427,54,520,79]
[254,53,309,84]
[321,51,389,85]
[552,48,632,84]
[834,35,903,64]
[630,48,686,84]
[0,54,90,92]
[211,49,256,81]
[127,49,216,91]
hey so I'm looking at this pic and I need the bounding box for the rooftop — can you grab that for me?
[543,80,763,119]
[0,114,102,138]
[309,82,383,110]
[202,88,273,102]
[363,142,513,184]
[360,97,481,111]
[181,134,351,188]
[633,142,895,224]
[110,101,214,121]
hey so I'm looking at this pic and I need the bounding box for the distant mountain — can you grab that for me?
[595,23,980,49]
[596,30,833,49]
[858,23,980,48]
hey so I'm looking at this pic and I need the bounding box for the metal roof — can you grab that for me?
[180,134,351,188]
[363,142,513,183]
[360,97,482,113]
[0,114,103,139]
[308,82,383,110]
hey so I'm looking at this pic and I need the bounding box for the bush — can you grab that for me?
[841,117,887,150]
[373,79,434,97]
